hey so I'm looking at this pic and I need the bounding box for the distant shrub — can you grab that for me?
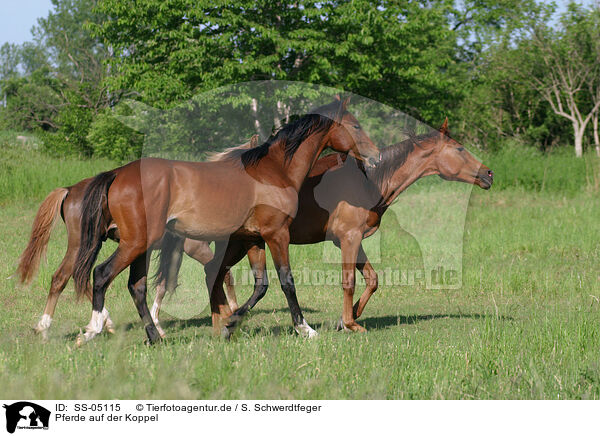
[87,106,144,161]
[40,102,94,157]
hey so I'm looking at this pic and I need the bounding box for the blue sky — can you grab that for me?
[0,0,53,45]
[0,0,596,47]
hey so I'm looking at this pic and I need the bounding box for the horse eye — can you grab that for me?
[353,124,361,130]
[457,147,464,152]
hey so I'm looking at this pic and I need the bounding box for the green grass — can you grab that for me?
[0,131,116,204]
[481,142,600,194]
[0,133,599,399]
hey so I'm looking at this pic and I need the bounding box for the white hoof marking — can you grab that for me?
[81,310,104,343]
[150,301,160,324]
[102,308,115,333]
[36,314,52,332]
[295,319,318,338]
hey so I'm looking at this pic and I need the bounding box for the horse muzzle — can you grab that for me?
[477,169,494,189]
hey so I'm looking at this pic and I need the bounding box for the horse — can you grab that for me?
[14,136,259,338]
[155,118,493,336]
[72,97,380,344]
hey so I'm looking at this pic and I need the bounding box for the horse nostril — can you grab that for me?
[487,170,494,178]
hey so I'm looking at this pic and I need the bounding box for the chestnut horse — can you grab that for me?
[156,119,493,336]
[72,98,379,344]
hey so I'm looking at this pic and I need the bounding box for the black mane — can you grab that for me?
[229,100,344,167]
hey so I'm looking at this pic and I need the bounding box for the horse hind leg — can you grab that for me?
[224,242,268,338]
[34,253,74,340]
[77,244,153,345]
[33,235,118,340]
[127,253,161,344]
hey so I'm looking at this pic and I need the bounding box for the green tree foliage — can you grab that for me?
[0,0,109,155]
[93,0,458,123]
[454,2,600,155]
[87,105,144,161]
[2,0,600,160]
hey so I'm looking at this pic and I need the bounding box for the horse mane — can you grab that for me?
[216,99,344,168]
[367,129,440,188]
[207,134,260,162]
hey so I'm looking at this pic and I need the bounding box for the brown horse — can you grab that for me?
[156,119,493,337]
[16,173,243,339]
[72,97,379,344]
[16,137,261,339]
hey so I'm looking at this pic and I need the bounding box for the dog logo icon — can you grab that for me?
[3,402,50,433]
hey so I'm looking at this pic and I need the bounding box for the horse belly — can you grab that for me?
[169,203,251,240]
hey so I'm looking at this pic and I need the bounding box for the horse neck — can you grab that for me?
[379,148,436,208]
[271,130,329,191]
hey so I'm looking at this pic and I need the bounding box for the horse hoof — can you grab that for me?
[143,336,161,346]
[33,327,49,342]
[336,317,366,333]
[295,319,318,338]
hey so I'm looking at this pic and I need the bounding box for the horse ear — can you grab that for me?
[439,117,449,135]
[250,134,259,147]
[333,94,341,101]
[342,96,350,111]
[334,96,348,122]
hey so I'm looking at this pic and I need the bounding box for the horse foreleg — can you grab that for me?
[151,280,168,339]
[224,270,238,312]
[205,240,245,335]
[337,232,366,332]
[265,231,317,338]
[151,235,185,339]
[184,239,239,312]
[127,252,161,344]
[352,244,378,320]
[183,239,238,312]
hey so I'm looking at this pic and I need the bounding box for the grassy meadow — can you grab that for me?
[1,133,599,399]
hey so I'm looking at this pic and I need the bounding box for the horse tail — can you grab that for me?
[16,187,69,285]
[154,231,184,294]
[73,171,117,299]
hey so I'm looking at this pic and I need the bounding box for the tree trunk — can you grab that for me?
[574,124,584,158]
[251,98,265,139]
[593,111,600,157]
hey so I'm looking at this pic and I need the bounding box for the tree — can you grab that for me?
[518,4,600,157]
[0,0,109,155]
[93,0,458,124]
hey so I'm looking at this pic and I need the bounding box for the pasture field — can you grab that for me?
[1,140,600,399]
